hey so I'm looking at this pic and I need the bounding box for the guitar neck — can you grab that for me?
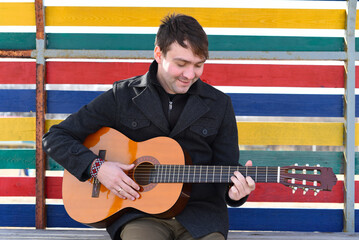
[150,165,281,183]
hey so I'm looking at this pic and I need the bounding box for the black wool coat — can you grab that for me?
[42,62,246,239]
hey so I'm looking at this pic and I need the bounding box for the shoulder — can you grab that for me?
[196,79,231,102]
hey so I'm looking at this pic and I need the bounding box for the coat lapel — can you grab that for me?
[131,74,170,134]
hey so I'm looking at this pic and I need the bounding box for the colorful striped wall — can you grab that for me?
[0,0,358,232]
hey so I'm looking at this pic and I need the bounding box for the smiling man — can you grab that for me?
[43,14,255,240]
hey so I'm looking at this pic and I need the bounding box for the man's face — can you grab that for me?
[154,41,206,94]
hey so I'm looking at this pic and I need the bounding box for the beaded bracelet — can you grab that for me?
[90,158,105,178]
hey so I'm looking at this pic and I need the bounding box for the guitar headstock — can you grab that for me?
[280,164,337,195]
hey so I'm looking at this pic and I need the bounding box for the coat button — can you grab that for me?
[132,121,138,128]
[202,129,208,135]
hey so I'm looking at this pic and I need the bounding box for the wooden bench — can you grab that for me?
[0,0,358,235]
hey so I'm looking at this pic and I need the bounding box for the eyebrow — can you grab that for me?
[173,58,206,65]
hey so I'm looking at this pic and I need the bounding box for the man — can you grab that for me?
[43,14,255,240]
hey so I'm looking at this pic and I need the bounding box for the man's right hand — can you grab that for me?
[97,161,140,201]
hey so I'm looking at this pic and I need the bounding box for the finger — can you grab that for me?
[119,182,140,201]
[246,176,256,190]
[116,163,140,191]
[245,160,253,167]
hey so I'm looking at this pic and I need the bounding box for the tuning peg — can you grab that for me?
[303,188,309,195]
[314,189,320,196]
[292,186,298,194]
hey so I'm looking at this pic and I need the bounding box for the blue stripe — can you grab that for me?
[0,90,353,117]
[228,208,348,232]
[1,204,357,231]
[228,93,344,117]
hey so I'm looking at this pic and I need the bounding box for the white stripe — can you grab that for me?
[0,59,35,62]
[239,202,349,210]
[0,84,35,89]
[45,84,112,91]
[44,26,344,37]
[0,26,36,33]
[43,0,346,9]
[215,86,346,95]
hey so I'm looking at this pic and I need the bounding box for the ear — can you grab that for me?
[154,46,162,63]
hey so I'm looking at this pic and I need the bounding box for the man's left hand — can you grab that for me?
[228,160,256,201]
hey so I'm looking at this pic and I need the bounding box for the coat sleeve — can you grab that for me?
[42,88,118,181]
[212,95,248,207]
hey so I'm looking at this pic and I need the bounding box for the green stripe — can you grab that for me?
[240,150,357,175]
[46,33,344,51]
[0,33,35,50]
[0,149,63,170]
[1,149,356,174]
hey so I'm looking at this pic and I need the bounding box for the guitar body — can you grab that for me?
[62,127,191,227]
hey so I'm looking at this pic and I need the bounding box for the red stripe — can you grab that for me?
[0,61,353,87]
[247,182,348,203]
[4,61,359,88]
[45,62,347,87]
[46,62,150,84]
[0,177,62,199]
[1,177,356,203]
[0,62,35,84]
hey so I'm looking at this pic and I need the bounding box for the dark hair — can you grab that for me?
[155,13,209,59]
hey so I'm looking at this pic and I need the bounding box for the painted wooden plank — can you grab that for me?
[46,33,344,52]
[0,89,36,112]
[45,7,346,29]
[229,93,343,117]
[0,62,35,84]
[0,204,353,231]
[228,208,348,232]
[0,89,347,117]
[247,181,349,203]
[3,61,344,87]
[0,204,85,228]
[0,149,62,170]
[0,3,35,26]
[237,122,345,146]
[1,118,352,146]
[0,33,36,50]
[0,118,35,141]
[45,62,347,87]
[0,177,61,199]
[0,176,351,203]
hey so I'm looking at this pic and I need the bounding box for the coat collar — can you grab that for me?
[131,61,216,137]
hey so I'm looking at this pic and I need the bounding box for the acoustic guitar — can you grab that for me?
[62,127,337,228]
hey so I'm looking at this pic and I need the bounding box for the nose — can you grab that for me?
[182,66,195,80]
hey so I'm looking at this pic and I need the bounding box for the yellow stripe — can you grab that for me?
[237,122,345,146]
[0,2,35,26]
[2,119,356,146]
[0,118,35,141]
[45,7,345,29]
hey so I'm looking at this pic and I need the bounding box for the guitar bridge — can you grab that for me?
[92,150,106,198]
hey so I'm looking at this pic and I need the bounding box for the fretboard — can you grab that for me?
[150,165,280,183]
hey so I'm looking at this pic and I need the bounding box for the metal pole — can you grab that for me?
[343,0,356,232]
[35,0,46,229]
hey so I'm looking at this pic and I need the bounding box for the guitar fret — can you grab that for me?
[212,166,215,182]
[266,166,268,182]
[199,166,202,183]
[220,166,223,183]
[187,165,190,183]
[206,165,208,182]
[177,166,181,182]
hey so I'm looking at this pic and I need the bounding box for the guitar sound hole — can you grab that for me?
[134,162,154,186]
